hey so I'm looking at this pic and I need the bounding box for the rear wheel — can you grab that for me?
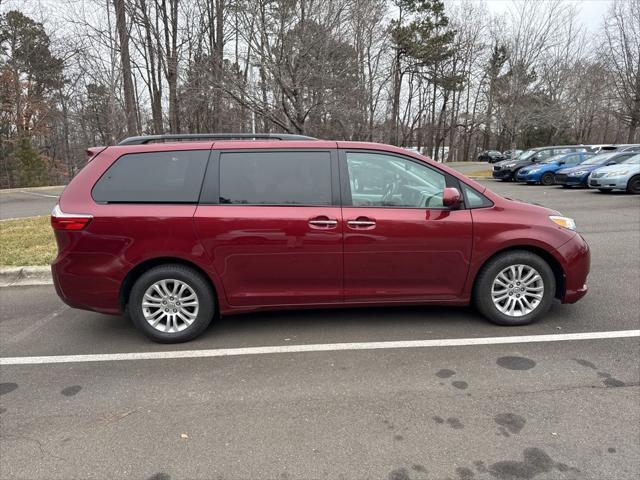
[627,175,640,194]
[129,264,215,343]
[473,251,555,326]
[540,172,555,186]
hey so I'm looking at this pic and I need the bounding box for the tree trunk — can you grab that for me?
[389,51,402,145]
[114,0,138,136]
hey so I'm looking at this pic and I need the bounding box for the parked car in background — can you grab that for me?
[555,151,637,188]
[620,144,640,152]
[51,133,590,343]
[478,150,506,163]
[588,154,640,193]
[492,145,588,181]
[503,149,523,159]
[588,145,619,154]
[588,144,640,153]
[516,152,594,185]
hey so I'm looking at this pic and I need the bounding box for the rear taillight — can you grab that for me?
[51,205,93,231]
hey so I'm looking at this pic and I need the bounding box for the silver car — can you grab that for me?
[588,154,640,193]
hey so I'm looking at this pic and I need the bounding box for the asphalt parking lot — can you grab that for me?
[0,186,64,220]
[1,180,639,480]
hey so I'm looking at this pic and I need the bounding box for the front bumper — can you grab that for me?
[554,234,590,304]
[516,171,541,183]
[555,173,587,186]
[492,167,514,180]
[588,175,628,190]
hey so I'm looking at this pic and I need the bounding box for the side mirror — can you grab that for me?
[558,161,565,165]
[443,187,462,209]
[607,161,616,165]
[532,157,539,162]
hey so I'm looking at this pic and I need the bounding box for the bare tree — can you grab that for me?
[603,0,640,142]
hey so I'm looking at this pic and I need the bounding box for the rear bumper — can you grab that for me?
[51,252,124,315]
[554,234,590,304]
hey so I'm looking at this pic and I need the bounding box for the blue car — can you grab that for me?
[555,151,639,188]
[516,152,594,186]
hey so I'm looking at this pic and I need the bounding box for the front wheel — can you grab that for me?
[473,251,556,326]
[540,172,555,186]
[129,264,215,343]
[627,175,640,194]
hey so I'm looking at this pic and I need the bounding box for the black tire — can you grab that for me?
[129,264,215,343]
[540,172,555,186]
[598,188,612,193]
[473,250,556,326]
[626,175,640,194]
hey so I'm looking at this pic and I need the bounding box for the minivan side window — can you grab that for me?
[92,150,209,203]
[345,152,446,208]
[219,151,332,205]
[461,184,493,208]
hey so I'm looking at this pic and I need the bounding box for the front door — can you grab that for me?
[340,150,473,302]
[195,148,343,307]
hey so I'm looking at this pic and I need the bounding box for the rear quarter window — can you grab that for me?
[92,150,209,203]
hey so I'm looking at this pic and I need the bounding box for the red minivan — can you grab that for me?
[51,134,590,343]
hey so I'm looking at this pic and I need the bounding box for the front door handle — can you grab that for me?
[309,216,338,229]
[347,217,376,229]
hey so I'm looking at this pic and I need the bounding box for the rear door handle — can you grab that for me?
[309,216,338,229]
[347,217,376,229]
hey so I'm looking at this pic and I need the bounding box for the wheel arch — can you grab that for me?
[119,257,220,313]
[470,245,565,300]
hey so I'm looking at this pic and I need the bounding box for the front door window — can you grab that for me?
[346,152,447,208]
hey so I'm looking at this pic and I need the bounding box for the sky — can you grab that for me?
[483,0,612,33]
[5,0,614,38]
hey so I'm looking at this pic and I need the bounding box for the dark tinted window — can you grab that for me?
[219,151,332,205]
[92,150,209,203]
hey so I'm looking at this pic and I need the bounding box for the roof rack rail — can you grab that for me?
[118,133,317,145]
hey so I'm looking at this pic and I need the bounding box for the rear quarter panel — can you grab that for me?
[54,143,229,314]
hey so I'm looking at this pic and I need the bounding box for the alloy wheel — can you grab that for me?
[142,279,199,333]
[491,264,544,317]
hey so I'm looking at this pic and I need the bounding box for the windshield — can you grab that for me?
[518,149,538,161]
[622,154,640,164]
[581,153,616,165]
[540,154,567,164]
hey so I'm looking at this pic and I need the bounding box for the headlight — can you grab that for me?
[528,168,540,173]
[549,215,576,231]
[605,170,629,177]
[570,170,587,176]
[504,163,516,168]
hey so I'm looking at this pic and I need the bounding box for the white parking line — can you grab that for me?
[17,190,59,198]
[1,330,638,366]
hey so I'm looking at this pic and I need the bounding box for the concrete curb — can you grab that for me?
[0,266,53,287]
